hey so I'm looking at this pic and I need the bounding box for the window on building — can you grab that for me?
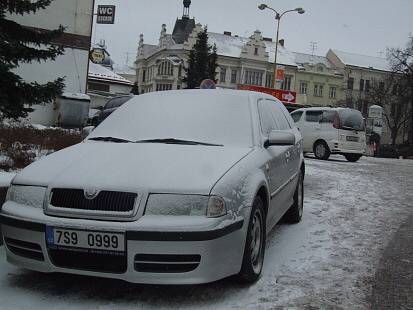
[265,73,273,88]
[254,47,258,55]
[231,70,237,84]
[142,69,146,83]
[281,75,292,90]
[359,79,364,91]
[314,84,323,97]
[156,84,173,91]
[244,70,263,86]
[158,61,173,76]
[348,77,354,90]
[299,82,308,94]
[88,82,110,92]
[365,80,370,92]
[329,86,337,99]
[220,67,226,83]
[178,64,182,78]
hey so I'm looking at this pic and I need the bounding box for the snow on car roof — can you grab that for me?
[332,49,389,71]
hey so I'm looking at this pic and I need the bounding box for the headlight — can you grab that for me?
[6,185,46,208]
[145,194,226,218]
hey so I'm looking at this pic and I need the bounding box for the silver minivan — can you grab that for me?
[291,107,366,162]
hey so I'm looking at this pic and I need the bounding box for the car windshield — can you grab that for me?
[338,109,365,131]
[88,91,253,147]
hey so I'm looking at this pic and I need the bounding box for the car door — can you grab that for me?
[257,100,288,230]
[266,100,300,219]
[301,110,323,151]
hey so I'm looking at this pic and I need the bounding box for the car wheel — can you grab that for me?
[313,141,330,160]
[344,154,362,162]
[237,196,266,283]
[283,171,304,224]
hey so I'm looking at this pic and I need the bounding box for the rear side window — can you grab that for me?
[291,111,303,123]
[320,111,337,123]
[338,109,365,131]
[305,110,323,122]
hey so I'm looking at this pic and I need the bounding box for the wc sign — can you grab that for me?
[96,5,116,24]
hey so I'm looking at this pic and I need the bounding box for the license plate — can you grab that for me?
[346,136,359,142]
[46,227,125,252]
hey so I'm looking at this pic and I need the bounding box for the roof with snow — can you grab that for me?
[294,52,333,68]
[332,49,389,71]
[88,62,133,85]
[207,32,297,66]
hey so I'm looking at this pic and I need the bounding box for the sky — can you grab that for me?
[92,0,413,67]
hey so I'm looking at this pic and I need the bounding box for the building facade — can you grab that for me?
[135,2,346,108]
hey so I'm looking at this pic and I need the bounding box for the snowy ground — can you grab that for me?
[0,156,412,309]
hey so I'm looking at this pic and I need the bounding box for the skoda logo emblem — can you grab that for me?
[84,188,99,200]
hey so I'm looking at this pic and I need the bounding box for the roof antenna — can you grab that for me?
[309,41,317,64]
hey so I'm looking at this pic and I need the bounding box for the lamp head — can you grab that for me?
[296,7,305,14]
[258,4,267,10]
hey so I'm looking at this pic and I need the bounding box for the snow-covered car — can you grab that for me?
[0,90,304,284]
[291,107,366,162]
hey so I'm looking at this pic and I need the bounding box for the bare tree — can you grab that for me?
[387,36,413,144]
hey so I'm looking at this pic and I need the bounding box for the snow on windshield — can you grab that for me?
[88,90,253,147]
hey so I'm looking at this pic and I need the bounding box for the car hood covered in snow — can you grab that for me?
[13,142,252,194]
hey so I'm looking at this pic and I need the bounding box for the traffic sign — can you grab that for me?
[238,85,297,103]
[97,5,116,24]
[275,67,285,81]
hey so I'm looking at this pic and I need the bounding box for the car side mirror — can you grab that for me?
[265,130,296,148]
[81,126,95,140]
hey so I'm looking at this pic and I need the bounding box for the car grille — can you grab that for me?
[50,188,137,212]
[5,237,44,261]
[48,248,127,273]
[134,254,201,273]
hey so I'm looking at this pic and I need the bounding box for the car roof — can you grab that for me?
[292,106,356,113]
[135,89,280,104]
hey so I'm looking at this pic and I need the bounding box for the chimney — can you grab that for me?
[224,31,232,36]
[263,37,272,42]
[278,39,285,47]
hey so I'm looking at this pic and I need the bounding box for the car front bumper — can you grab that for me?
[0,203,247,285]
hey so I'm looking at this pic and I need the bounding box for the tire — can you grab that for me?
[313,141,331,160]
[283,170,304,224]
[344,154,362,162]
[237,196,266,283]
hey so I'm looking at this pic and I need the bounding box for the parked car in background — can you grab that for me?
[1,90,304,284]
[91,95,133,126]
[291,107,366,162]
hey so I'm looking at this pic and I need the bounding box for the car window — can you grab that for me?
[338,109,365,131]
[114,96,132,108]
[305,110,323,122]
[291,111,303,123]
[258,100,277,135]
[320,110,337,123]
[266,100,291,130]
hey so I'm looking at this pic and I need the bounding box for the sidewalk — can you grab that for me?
[371,213,413,309]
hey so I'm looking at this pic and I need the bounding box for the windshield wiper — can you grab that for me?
[89,136,133,143]
[135,138,223,147]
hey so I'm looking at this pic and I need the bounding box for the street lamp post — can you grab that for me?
[258,4,305,88]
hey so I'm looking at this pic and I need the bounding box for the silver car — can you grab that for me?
[0,90,304,284]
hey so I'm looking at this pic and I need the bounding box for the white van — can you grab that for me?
[291,107,366,162]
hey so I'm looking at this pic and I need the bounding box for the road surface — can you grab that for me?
[0,156,412,309]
